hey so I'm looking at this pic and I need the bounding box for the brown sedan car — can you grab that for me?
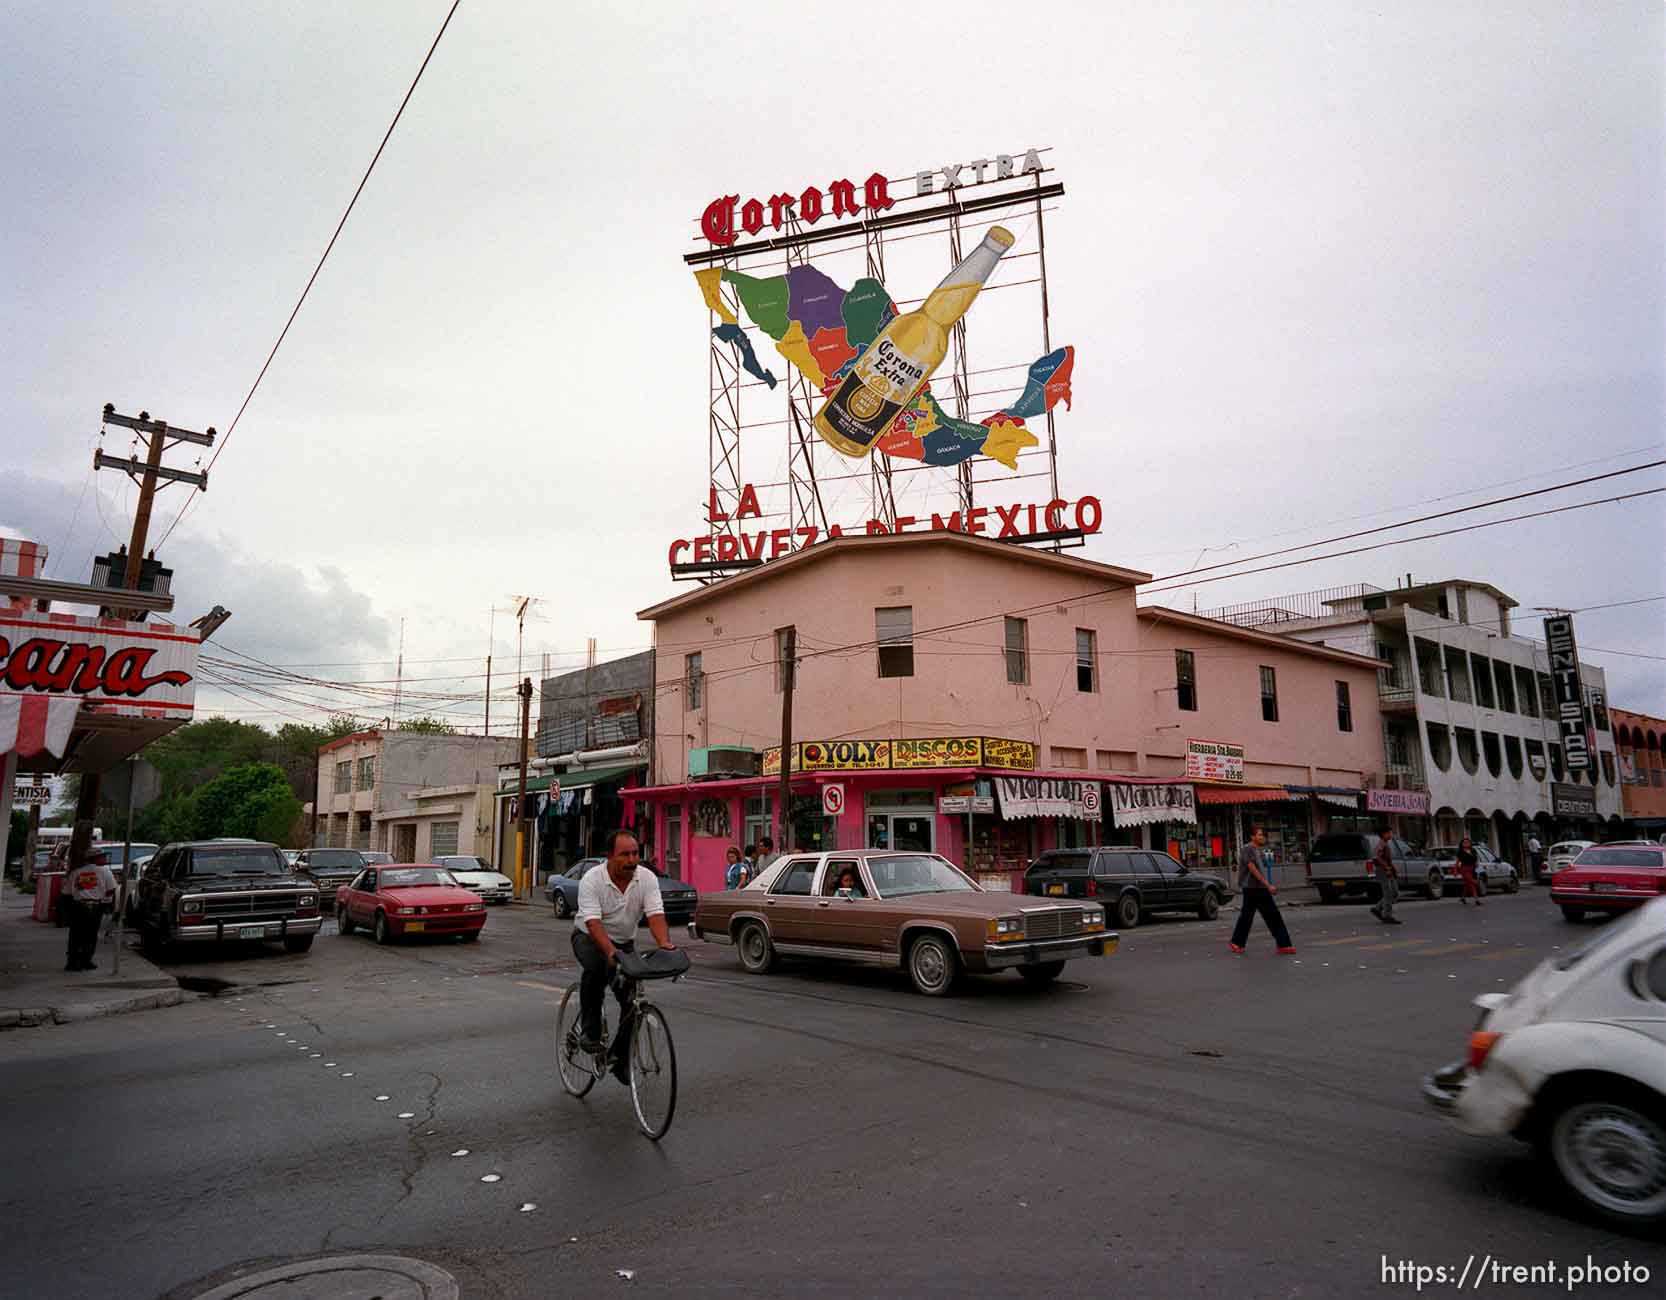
[688,850,1117,995]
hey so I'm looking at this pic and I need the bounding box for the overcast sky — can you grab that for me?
[2,0,1661,730]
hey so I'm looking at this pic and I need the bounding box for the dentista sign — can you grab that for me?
[671,482,1103,570]
[700,149,1046,246]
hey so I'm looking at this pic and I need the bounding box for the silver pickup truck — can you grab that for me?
[1306,832,1444,905]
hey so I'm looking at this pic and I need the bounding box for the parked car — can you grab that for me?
[293,848,368,900]
[1551,844,1666,922]
[434,855,514,903]
[1427,844,1521,896]
[1545,840,1596,877]
[132,841,321,955]
[1306,832,1443,904]
[546,857,603,917]
[1024,846,1230,926]
[1423,895,1666,1229]
[689,850,1115,995]
[281,850,301,868]
[646,864,699,926]
[334,865,486,944]
[360,851,395,865]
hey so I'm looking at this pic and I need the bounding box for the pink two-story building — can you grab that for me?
[628,532,1386,893]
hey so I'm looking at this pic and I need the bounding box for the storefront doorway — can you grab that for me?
[865,789,935,851]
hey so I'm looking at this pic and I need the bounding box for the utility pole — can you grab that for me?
[776,627,796,852]
[516,677,533,899]
[484,607,496,735]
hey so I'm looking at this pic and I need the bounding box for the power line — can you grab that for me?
[153,0,464,552]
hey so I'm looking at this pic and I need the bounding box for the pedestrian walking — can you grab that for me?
[755,836,780,873]
[1369,828,1403,924]
[723,846,747,890]
[1229,827,1295,954]
[1455,836,1482,906]
[62,848,117,972]
[1527,832,1544,883]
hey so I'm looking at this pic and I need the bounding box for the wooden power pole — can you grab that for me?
[516,676,533,898]
[776,627,796,852]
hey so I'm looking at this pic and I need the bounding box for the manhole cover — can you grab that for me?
[184,1254,458,1299]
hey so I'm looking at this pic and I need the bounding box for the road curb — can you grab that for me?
[2,987,187,1030]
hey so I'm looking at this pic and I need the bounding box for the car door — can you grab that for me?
[1138,851,1176,909]
[761,856,822,945]
[813,856,879,954]
[1093,850,1140,907]
[350,870,378,922]
[139,848,174,917]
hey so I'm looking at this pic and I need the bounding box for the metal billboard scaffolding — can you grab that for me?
[682,154,1070,583]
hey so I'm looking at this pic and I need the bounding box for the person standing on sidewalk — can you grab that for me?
[62,848,117,972]
[1229,827,1295,954]
[1369,829,1403,924]
[1455,836,1482,906]
[1527,832,1544,883]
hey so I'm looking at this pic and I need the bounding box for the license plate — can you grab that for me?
[1047,884,1065,896]
[239,925,268,940]
[405,921,425,932]
[1331,879,1346,887]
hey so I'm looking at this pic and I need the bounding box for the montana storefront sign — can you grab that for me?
[1109,781,1197,829]
[997,776,1102,821]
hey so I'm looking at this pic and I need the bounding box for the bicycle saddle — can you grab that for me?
[616,947,691,980]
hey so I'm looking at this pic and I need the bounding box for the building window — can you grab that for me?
[1504,735,1524,779]
[356,813,371,850]
[664,804,682,879]
[1336,680,1353,732]
[1004,617,1029,685]
[1427,723,1452,772]
[1175,650,1197,712]
[774,627,794,694]
[1525,738,1546,776]
[1591,692,1610,732]
[1076,629,1097,693]
[1537,672,1556,716]
[1471,655,1496,709]
[356,756,375,790]
[334,760,352,794]
[1600,751,1616,787]
[876,606,914,678]
[1492,662,1516,713]
[1515,666,1539,717]
[1454,727,1480,775]
[1259,665,1279,723]
[686,652,703,709]
[429,820,460,858]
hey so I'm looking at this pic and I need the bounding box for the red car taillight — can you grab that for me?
[1085,878,1097,897]
[1365,861,1376,876]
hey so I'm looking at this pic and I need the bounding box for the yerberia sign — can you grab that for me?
[1543,616,1591,771]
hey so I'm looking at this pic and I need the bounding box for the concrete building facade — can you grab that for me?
[1613,707,1666,835]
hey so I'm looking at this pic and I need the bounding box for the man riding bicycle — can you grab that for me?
[571,829,678,1084]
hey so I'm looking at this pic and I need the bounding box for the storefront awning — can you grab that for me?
[1194,785,1296,807]
[500,761,644,800]
[1284,784,1363,810]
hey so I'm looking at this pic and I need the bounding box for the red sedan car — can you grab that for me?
[335,864,487,944]
[1551,844,1666,921]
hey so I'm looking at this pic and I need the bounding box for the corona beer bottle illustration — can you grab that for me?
[813,226,1015,458]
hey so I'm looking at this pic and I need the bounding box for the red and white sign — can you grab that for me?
[671,483,1104,570]
[822,783,845,818]
[0,610,198,756]
[1185,739,1245,784]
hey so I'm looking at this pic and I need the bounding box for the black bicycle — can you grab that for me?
[556,946,690,1140]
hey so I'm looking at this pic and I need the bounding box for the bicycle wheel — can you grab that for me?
[556,985,596,1098]
[629,1003,677,1140]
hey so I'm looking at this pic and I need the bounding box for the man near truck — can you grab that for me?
[62,848,117,971]
[1369,829,1402,925]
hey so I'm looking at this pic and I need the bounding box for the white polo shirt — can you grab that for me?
[574,864,664,944]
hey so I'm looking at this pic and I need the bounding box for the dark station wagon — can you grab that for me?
[1025,847,1232,928]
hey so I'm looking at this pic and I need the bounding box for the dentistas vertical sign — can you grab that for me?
[1543,615,1591,772]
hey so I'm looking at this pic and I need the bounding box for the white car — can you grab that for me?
[434,855,514,904]
[1544,840,1595,877]
[1424,895,1666,1229]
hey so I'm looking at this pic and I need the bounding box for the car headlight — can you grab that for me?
[1081,907,1105,931]
[180,899,203,915]
[465,902,485,913]
[299,894,317,907]
[397,906,427,916]
[987,916,1025,941]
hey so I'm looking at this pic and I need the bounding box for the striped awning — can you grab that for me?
[1194,785,1296,807]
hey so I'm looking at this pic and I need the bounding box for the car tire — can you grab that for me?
[1115,892,1141,929]
[460,931,480,943]
[554,891,570,919]
[1560,905,1585,923]
[906,932,959,997]
[1017,961,1066,985]
[283,935,314,954]
[1315,885,1339,905]
[1475,872,1488,899]
[1424,869,1443,901]
[337,906,356,936]
[1544,1087,1666,1229]
[374,911,393,945]
[1507,870,1521,895]
[735,920,777,974]
[1197,889,1220,921]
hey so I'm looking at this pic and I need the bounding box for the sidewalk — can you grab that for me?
[0,891,184,1028]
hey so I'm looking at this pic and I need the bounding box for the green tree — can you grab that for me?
[162,763,300,844]
[396,715,456,734]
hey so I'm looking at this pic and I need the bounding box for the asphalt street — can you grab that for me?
[3,889,1664,1299]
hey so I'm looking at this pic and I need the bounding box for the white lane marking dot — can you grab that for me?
[311,1054,322,1059]
[375,1095,390,1102]
[398,1112,415,1119]
[325,1062,336,1067]
[481,1173,501,1183]
[426,1130,437,1136]
[341,1072,355,1077]
[519,1203,536,1212]
[451,1149,470,1157]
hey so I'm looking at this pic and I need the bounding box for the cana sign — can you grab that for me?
[0,615,197,712]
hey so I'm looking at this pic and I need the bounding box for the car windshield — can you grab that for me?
[308,850,365,869]
[864,854,979,898]
[1575,848,1664,868]
[360,852,394,864]
[380,868,459,888]
[192,847,286,876]
[1310,834,1371,862]
[436,857,492,872]
[1550,843,1587,856]
[742,861,788,891]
